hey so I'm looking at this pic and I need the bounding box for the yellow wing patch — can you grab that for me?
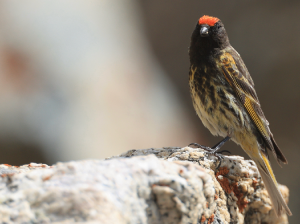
[244,97,269,138]
[190,65,197,81]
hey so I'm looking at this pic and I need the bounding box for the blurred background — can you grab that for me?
[0,0,298,221]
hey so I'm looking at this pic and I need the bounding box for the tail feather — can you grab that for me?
[256,153,292,217]
[270,134,288,165]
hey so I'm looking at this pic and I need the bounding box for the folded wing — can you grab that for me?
[219,49,287,164]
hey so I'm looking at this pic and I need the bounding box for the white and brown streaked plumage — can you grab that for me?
[189,15,291,216]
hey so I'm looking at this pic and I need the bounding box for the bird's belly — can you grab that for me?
[190,83,252,140]
[192,93,233,137]
[193,90,260,154]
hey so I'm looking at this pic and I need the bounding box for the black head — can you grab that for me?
[189,15,230,58]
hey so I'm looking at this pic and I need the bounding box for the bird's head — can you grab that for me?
[190,15,230,54]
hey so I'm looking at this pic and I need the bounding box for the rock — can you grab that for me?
[0,147,290,223]
[113,147,290,223]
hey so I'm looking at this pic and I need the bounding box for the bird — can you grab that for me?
[188,15,292,217]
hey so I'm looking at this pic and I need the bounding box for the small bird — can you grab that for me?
[188,15,292,217]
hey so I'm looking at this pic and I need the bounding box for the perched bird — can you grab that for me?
[188,15,292,217]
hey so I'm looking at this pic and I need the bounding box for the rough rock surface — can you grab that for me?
[0,147,290,223]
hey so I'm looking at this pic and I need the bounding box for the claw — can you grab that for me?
[218,150,231,154]
[216,159,222,169]
[206,151,224,169]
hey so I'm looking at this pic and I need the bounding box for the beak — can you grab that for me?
[200,26,209,37]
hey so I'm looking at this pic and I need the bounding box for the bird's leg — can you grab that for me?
[189,136,231,152]
[189,136,231,169]
[207,136,231,169]
[210,136,231,153]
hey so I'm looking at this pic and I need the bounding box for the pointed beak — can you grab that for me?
[200,26,209,37]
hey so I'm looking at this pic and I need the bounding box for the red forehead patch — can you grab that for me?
[198,15,219,26]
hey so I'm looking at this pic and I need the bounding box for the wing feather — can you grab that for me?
[219,51,274,152]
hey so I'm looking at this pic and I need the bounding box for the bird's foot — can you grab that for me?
[205,149,231,169]
[188,136,231,169]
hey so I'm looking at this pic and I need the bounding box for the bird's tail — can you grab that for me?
[255,152,292,217]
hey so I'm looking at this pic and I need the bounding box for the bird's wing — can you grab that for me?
[219,51,274,152]
[219,50,288,164]
[227,47,255,87]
